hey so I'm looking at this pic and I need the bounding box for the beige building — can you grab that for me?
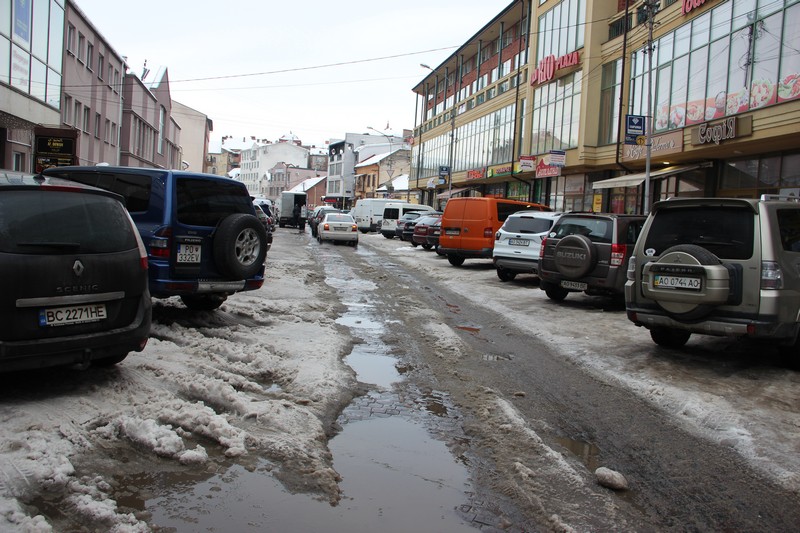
[411,0,800,213]
[172,100,212,172]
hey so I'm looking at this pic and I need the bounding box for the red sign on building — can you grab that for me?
[531,51,580,85]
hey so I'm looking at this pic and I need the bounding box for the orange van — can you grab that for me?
[439,197,550,266]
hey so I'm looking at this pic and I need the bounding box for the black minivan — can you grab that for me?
[0,172,151,372]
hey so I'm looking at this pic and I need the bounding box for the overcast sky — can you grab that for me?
[74,0,511,147]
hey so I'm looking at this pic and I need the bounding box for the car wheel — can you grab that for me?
[410,241,419,247]
[181,294,227,311]
[496,268,517,282]
[542,282,569,301]
[447,255,465,266]
[317,234,323,244]
[421,243,432,250]
[213,214,267,279]
[93,353,129,367]
[650,244,724,321]
[384,234,394,239]
[553,235,596,278]
[360,229,368,234]
[649,327,691,348]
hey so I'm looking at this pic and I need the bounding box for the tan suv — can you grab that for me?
[625,196,800,366]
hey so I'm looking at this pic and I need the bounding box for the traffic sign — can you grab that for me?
[625,114,646,145]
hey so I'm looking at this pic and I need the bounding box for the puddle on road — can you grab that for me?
[126,418,472,532]
[345,343,401,389]
[557,436,601,472]
[89,244,476,531]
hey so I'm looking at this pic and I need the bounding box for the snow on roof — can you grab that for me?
[355,150,396,168]
[289,175,326,192]
[376,173,408,191]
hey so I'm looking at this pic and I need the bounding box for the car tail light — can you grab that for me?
[351,224,357,232]
[150,226,172,259]
[483,227,493,238]
[495,231,501,241]
[539,237,548,259]
[761,261,783,289]
[611,244,626,266]
[626,256,636,281]
[323,223,330,231]
[125,211,148,270]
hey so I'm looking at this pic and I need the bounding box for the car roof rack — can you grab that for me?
[760,194,800,202]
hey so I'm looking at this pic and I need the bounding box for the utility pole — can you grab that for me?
[643,0,658,215]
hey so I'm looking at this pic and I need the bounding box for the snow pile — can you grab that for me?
[0,233,356,530]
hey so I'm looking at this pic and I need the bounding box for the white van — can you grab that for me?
[351,198,395,233]
[380,202,436,239]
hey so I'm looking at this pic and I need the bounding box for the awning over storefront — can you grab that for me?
[591,164,702,190]
[436,186,474,199]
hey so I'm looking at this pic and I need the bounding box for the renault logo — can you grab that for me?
[73,260,85,276]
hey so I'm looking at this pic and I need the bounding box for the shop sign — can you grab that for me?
[466,168,486,181]
[691,115,752,146]
[535,159,560,178]
[549,150,566,167]
[34,130,77,172]
[519,155,536,171]
[487,163,520,178]
[682,0,716,16]
[531,51,580,86]
[623,130,683,161]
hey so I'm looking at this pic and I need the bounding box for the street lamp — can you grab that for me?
[367,126,397,199]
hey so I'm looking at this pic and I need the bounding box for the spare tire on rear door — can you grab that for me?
[553,234,596,278]
[213,214,267,279]
[645,244,729,321]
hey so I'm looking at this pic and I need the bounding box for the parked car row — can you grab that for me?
[0,166,271,374]
[387,195,800,368]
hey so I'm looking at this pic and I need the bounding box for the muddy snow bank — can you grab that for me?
[0,234,357,530]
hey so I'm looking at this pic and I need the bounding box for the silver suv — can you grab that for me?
[493,211,562,282]
[625,196,800,364]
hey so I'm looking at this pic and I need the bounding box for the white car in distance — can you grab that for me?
[317,213,359,246]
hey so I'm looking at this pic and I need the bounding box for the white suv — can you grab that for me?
[493,211,562,282]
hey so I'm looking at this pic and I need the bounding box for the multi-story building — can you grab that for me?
[2,1,194,174]
[62,1,125,167]
[411,0,800,213]
[238,137,309,197]
[119,65,181,169]
[1,0,65,171]
[353,146,412,200]
[326,132,407,209]
[172,100,212,172]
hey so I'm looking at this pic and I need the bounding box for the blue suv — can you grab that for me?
[42,166,268,310]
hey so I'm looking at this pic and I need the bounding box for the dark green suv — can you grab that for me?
[43,166,268,311]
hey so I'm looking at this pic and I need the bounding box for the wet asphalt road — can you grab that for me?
[335,232,800,532]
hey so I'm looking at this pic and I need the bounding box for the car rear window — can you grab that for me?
[553,217,612,244]
[0,190,138,254]
[643,206,754,259]
[43,170,152,212]
[326,214,353,222]
[503,216,554,234]
[384,208,400,219]
[776,209,800,252]
[176,178,254,227]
